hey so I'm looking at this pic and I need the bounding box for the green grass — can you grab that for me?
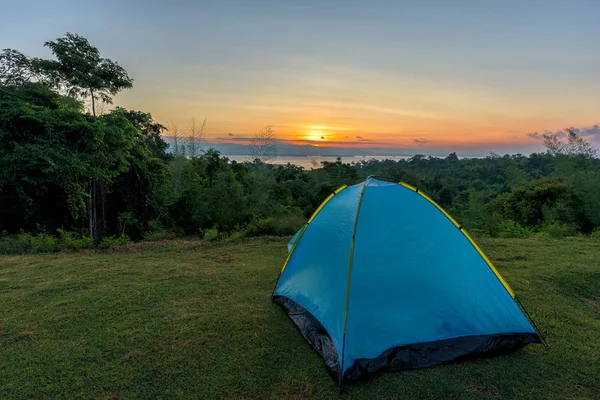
[1,237,599,399]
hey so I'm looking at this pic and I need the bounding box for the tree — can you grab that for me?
[29,33,135,239]
[116,108,169,160]
[35,33,133,119]
[248,125,277,163]
[168,122,181,155]
[0,49,38,86]
[187,117,206,157]
[543,128,597,158]
[0,83,90,232]
[104,109,170,238]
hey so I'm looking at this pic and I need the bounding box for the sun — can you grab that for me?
[300,128,328,142]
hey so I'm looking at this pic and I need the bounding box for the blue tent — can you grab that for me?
[272,177,541,384]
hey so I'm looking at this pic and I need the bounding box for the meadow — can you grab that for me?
[1,237,599,399]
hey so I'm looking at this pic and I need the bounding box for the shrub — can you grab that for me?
[98,234,132,250]
[245,213,305,237]
[590,228,600,241]
[0,233,33,254]
[224,230,245,241]
[30,233,56,253]
[465,228,489,238]
[204,227,219,241]
[143,230,176,242]
[56,230,93,251]
[497,220,532,238]
[543,223,578,239]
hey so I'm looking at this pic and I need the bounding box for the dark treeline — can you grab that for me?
[2,33,600,253]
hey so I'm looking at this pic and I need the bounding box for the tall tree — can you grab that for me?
[543,128,598,158]
[187,117,206,157]
[0,49,37,86]
[248,125,277,163]
[35,33,133,119]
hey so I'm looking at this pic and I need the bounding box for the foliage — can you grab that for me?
[497,220,533,239]
[0,49,41,85]
[34,32,133,118]
[55,229,93,251]
[203,227,219,241]
[543,128,597,158]
[0,233,34,254]
[97,233,132,250]
[30,233,57,253]
[248,125,277,163]
[543,223,578,239]
[143,230,176,242]
[245,214,305,237]
[0,231,58,254]
[3,33,600,244]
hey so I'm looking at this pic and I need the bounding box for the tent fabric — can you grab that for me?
[273,177,541,384]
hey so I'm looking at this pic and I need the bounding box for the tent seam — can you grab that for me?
[339,177,369,387]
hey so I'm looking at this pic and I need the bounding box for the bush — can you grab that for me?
[143,230,176,242]
[98,234,132,250]
[465,228,489,238]
[226,230,245,241]
[204,227,219,241]
[0,233,33,254]
[245,213,305,237]
[30,233,56,253]
[543,223,578,239]
[590,228,600,241]
[56,229,93,251]
[497,220,532,238]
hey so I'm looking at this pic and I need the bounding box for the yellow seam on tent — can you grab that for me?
[334,185,347,194]
[462,229,515,297]
[399,182,417,191]
[398,181,515,298]
[307,194,334,224]
[418,191,461,228]
[307,185,346,223]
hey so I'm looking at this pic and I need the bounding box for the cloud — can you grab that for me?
[356,136,363,139]
[527,130,566,139]
[527,124,600,140]
[413,138,428,146]
[580,124,600,136]
[228,133,235,136]
[214,136,255,141]
[527,132,543,139]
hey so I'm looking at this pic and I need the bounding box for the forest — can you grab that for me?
[2,33,600,253]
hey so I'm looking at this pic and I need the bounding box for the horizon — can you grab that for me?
[2,0,600,154]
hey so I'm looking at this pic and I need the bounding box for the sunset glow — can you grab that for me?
[5,0,600,155]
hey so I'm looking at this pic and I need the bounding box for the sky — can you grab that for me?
[1,0,599,156]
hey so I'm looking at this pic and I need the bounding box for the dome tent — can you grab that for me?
[272,177,541,385]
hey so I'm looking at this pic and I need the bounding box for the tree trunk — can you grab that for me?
[87,180,94,238]
[90,89,96,120]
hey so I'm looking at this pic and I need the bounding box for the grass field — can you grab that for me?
[1,237,599,399]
